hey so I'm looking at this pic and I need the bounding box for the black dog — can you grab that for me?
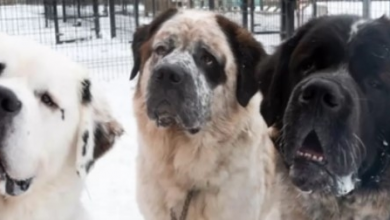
[257,15,390,219]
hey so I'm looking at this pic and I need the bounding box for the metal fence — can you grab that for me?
[0,0,389,81]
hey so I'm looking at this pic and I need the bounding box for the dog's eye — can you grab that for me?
[201,54,214,66]
[155,46,168,56]
[41,93,57,107]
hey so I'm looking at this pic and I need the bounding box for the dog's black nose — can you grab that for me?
[0,86,21,115]
[153,65,183,85]
[299,78,342,110]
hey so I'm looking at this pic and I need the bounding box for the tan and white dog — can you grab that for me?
[0,33,123,220]
[131,8,278,220]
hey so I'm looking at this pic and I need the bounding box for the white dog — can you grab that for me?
[0,33,123,220]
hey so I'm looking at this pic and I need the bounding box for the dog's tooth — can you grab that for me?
[319,156,324,161]
[313,156,318,161]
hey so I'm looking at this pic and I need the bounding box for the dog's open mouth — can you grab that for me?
[0,162,33,197]
[296,131,326,164]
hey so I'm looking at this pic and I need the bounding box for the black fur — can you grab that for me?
[93,123,115,159]
[257,14,390,197]
[82,131,89,156]
[0,63,5,74]
[85,160,95,174]
[60,109,65,120]
[193,42,227,88]
[81,79,92,104]
[216,15,268,107]
[130,8,178,80]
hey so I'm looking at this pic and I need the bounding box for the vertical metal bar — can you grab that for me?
[109,0,116,38]
[92,0,101,38]
[53,0,61,44]
[250,0,255,32]
[152,0,156,17]
[362,0,370,19]
[189,0,194,8]
[242,0,248,29]
[280,0,286,39]
[281,0,295,39]
[286,0,295,38]
[312,0,317,17]
[44,0,49,28]
[209,0,215,10]
[77,0,81,18]
[134,0,140,27]
[62,0,66,22]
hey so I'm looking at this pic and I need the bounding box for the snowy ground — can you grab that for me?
[1,2,390,220]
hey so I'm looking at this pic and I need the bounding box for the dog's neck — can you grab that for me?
[134,93,266,190]
[0,166,85,220]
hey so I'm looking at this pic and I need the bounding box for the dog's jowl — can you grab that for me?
[257,15,390,220]
[0,33,123,220]
[131,8,278,220]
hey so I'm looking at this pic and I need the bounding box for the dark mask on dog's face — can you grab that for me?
[130,9,267,134]
[257,15,390,196]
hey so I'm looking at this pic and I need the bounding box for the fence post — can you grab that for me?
[52,0,61,44]
[109,0,116,38]
[152,0,156,17]
[362,0,371,19]
[250,0,255,32]
[77,0,81,18]
[312,0,317,17]
[44,0,49,28]
[281,0,295,39]
[242,0,248,29]
[209,0,215,10]
[92,0,101,38]
[134,0,140,27]
[62,0,66,22]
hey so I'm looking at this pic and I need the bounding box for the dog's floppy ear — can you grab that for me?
[256,18,319,127]
[130,25,150,80]
[216,15,268,107]
[130,8,179,80]
[76,79,124,178]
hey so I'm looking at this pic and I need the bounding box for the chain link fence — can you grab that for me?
[1,0,389,81]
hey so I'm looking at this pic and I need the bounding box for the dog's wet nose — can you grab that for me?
[299,78,342,110]
[153,65,184,85]
[0,86,22,115]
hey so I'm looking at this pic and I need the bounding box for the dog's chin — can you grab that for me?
[0,162,34,197]
[285,130,357,197]
[289,159,333,194]
[148,101,202,135]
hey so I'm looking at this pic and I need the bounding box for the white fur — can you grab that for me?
[0,33,122,220]
[349,19,368,41]
[335,173,356,196]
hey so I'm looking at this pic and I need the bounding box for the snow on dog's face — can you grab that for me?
[131,9,266,134]
[0,33,123,197]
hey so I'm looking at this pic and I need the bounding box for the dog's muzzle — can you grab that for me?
[146,60,209,134]
[0,85,34,197]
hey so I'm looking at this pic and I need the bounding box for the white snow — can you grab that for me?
[1,2,389,219]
